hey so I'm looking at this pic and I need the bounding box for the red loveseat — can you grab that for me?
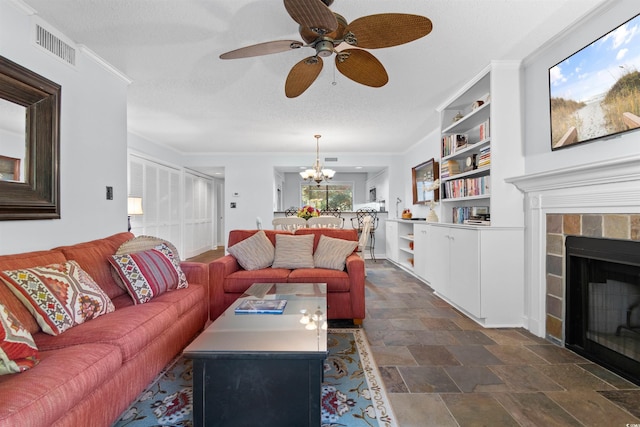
[209,228,366,322]
[0,232,208,427]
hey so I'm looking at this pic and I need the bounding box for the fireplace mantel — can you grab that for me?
[507,154,640,193]
[505,154,640,337]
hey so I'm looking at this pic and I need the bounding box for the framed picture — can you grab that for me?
[0,155,20,181]
[412,158,439,204]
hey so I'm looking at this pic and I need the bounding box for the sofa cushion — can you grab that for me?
[223,269,291,294]
[272,234,315,269]
[0,260,115,336]
[0,343,122,427]
[55,232,133,300]
[149,283,206,317]
[109,244,187,304]
[0,303,39,375]
[34,301,177,363]
[288,268,351,292]
[313,235,358,271]
[228,230,275,270]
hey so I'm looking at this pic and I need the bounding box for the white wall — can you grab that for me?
[184,151,403,245]
[401,128,442,219]
[0,1,129,255]
[522,0,640,174]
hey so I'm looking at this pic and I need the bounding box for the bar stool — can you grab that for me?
[351,208,379,261]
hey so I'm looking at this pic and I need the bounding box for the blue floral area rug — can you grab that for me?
[113,328,396,427]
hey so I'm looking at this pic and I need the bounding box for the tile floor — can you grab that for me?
[362,260,640,427]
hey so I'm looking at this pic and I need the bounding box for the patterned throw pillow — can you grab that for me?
[153,243,188,289]
[0,261,116,336]
[109,244,188,304]
[313,235,358,271]
[0,302,39,375]
[228,230,275,271]
[271,234,315,269]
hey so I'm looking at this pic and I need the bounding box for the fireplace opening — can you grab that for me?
[565,236,640,385]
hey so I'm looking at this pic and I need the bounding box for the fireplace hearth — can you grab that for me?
[565,236,640,385]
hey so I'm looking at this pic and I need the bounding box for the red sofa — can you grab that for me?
[0,232,208,427]
[209,228,365,322]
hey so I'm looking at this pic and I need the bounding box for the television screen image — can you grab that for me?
[549,13,640,150]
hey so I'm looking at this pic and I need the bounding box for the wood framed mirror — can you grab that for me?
[0,55,60,220]
[412,158,439,204]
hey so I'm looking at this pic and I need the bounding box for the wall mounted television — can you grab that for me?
[549,12,640,150]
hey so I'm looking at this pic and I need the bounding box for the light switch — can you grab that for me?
[106,186,113,200]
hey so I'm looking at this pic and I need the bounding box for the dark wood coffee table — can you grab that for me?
[183,282,327,427]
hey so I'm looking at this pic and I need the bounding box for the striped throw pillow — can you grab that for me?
[272,234,315,269]
[109,245,186,304]
[228,230,275,271]
[313,235,358,271]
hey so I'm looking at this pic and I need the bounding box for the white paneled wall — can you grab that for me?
[128,154,215,259]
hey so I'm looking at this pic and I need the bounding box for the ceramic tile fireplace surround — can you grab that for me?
[509,154,640,384]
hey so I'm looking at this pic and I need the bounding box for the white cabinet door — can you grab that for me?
[413,224,430,282]
[448,227,481,317]
[428,225,451,295]
[385,221,398,263]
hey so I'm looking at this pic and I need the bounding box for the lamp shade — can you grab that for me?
[127,197,143,215]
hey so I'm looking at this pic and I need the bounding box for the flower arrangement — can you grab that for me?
[297,205,320,220]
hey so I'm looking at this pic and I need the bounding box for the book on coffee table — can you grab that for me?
[234,299,287,314]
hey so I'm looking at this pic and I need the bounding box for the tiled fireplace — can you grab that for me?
[545,214,640,383]
[508,155,640,352]
[545,213,640,341]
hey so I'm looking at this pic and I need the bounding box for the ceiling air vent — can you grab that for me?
[324,157,338,162]
[35,24,76,66]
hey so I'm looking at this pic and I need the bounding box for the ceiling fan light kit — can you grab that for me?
[219,0,432,97]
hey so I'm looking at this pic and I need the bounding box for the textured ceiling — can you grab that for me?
[22,0,607,155]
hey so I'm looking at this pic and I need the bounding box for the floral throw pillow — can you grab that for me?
[109,244,188,304]
[0,261,115,336]
[0,303,39,375]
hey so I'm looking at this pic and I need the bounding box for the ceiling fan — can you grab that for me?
[220,0,433,98]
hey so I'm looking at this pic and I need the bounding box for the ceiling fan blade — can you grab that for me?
[284,0,337,35]
[285,56,324,98]
[345,14,433,49]
[335,49,388,87]
[220,40,304,59]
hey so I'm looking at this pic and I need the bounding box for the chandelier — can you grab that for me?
[300,134,335,185]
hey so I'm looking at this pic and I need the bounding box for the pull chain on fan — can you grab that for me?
[219,0,432,97]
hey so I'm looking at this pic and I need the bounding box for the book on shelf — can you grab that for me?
[478,119,490,141]
[440,159,461,178]
[464,219,491,226]
[451,207,491,225]
[442,175,491,199]
[441,134,468,157]
[477,145,491,167]
[235,299,287,314]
